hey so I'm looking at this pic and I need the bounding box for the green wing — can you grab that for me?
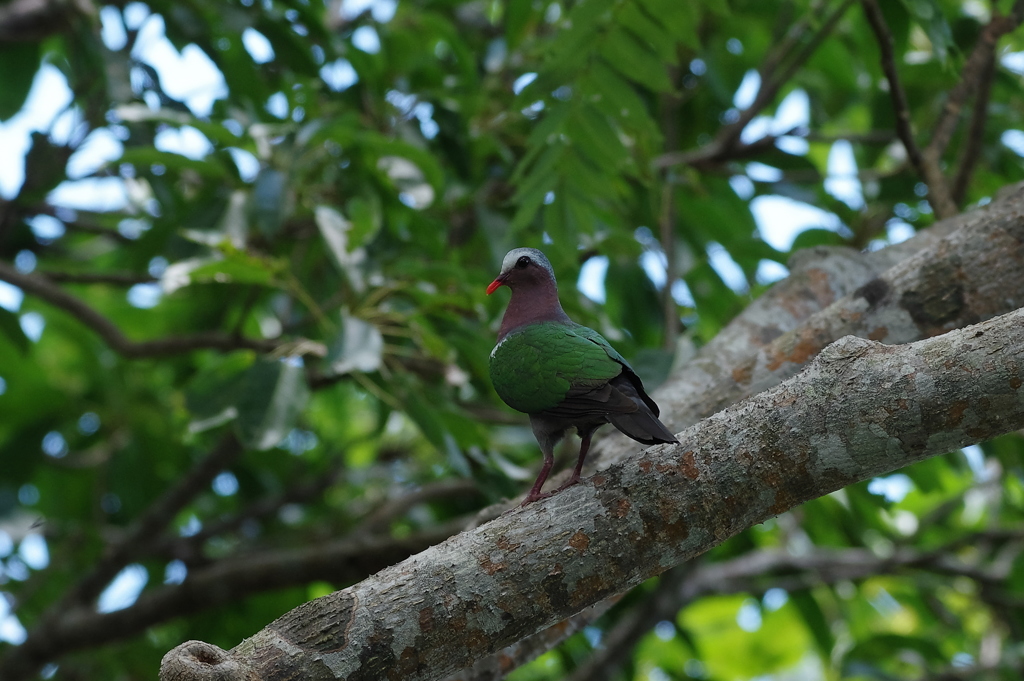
[489,322,626,414]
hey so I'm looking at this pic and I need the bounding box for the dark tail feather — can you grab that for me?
[609,409,678,445]
[607,374,678,445]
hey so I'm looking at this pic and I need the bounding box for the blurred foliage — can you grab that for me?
[1,0,1024,679]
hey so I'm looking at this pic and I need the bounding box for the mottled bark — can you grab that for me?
[161,305,1024,681]
[590,182,1024,472]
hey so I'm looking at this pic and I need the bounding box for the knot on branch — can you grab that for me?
[160,641,255,681]
[816,335,879,365]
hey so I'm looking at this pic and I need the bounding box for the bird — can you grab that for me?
[487,247,679,505]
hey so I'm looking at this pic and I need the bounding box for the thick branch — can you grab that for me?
[2,522,466,681]
[162,305,1024,681]
[455,187,1018,676]
[591,182,1024,472]
[0,0,82,41]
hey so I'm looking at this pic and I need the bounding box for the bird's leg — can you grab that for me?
[555,429,594,492]
[521,448,555,506]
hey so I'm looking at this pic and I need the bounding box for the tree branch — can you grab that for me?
[654,0,855,170]
[150,459,349,564]
[0,260,311,358]
[591,184,1024,472]
[0,521,468,681]
[925,0,1024,165]
[568,531,1024,681]
[161,304,1024,681]
[458,190,1016,673]
[0,436,244,679]
[716,0,856,155]
[37,270,158,285]
[860,0,957,219]
[951,51,996,205]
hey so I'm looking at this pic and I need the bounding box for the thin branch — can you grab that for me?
[357,479,483,536]
[37,270,157,285]
[653,128,795,170]
[925,0,1024,164]
[659,70,682,349]
[150,459,350,564]
[804,129,897,144]
[951,51,996,205]
[0,260,301,358]
[567,535,1024,681]
[64,435,244,608]
[654,0,856,170]
[860,0,957,219]
[718,0,856,152]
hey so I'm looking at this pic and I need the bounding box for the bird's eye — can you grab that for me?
[515,256,531,269]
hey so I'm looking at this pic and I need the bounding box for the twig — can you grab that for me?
[37,270,157,285]
[717,0,856,153]
[860,0,957,219]
[926,0,1024,164]
[804,129,896,144]
[357,478,483,536]
[659,72,682,349]
[0,436,245,679]
[653,128,794,169]
[566,536,1024,681]
[951,51,995,204]
[70,436,244,607]
[150,459,349,563]
[0,260,287,358]
[654,0,856,170]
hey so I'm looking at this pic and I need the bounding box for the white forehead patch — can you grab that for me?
[500,247,554,277]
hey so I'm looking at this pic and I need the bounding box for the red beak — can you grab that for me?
[486,277,504,295]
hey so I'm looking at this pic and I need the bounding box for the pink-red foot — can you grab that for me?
[520,490,553,507]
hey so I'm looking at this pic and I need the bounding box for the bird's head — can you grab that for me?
[486,248,557,295]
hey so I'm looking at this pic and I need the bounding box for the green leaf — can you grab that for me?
[898,0,954,62]
[315,205,363,286]
[790,591,834,657]
[326,310,383,375]
[569,104,627,169]
[636,0,700,49]
[600,26,673,92]
[235,359,310,450]
[0,42,41,121]
[118,149,227,178]
[250,168,289,236]
[617,3,679,64]
[163,251,280,292]
[0,308,30,354]
[505,0,538,49]
[187,257,278,287]
[345,195,382,249]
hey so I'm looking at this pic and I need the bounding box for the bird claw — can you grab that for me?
[519,490,553,507]
[553,473,582,493]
